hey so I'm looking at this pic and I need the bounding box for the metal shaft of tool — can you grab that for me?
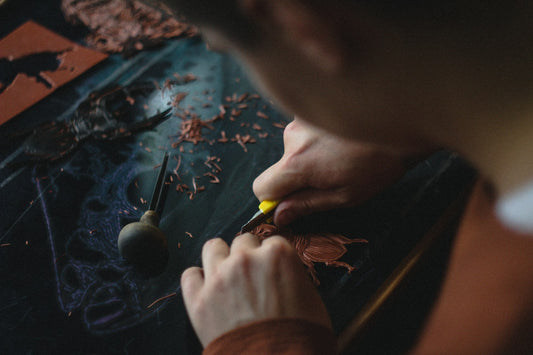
[149,152,169,212]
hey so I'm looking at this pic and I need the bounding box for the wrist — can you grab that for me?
[203,318,337,355]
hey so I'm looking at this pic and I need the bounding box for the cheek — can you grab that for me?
[236,52,309,115]
[247,67,323,129]
[200,27,236,53]
[237,51,412,147]
[244,66,290,106]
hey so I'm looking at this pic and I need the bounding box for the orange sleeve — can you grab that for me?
[202,318,337,355]
[412,180,533,353]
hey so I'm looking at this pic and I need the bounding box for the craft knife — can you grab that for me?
[240,200,280,233]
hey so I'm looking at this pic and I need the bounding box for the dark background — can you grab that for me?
[0,1,476,354]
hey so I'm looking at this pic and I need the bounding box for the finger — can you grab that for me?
[253,158,307,202]
[230,233,260,253]
[253,121,310,201]
[259,234,292,248]
[274,188,352,226]
[259,235,297,261]
[181,266,204,307]
[201,238,230,279]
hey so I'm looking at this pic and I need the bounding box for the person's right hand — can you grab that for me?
[253,118,409,226]
[181,234,332,347]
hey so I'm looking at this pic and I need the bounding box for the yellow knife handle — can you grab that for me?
[259,200,280,215]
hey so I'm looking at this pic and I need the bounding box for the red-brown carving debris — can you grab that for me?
[204,156,222,173]
[171,113,215,146]
[162,74,197,94]
[237,93,248,103]
[246,224,368,285]
[152,70,287,208]
[218,130,229,143]
[146,292,177,309]
[61,0,196,55]
[232,133,256,152]
[257,111,269,119]
[204,172,220,184]
[176,183,188,192]
[171,92,187,108]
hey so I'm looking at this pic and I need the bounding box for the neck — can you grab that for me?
[407,33,533,198]
[431,98,533,197]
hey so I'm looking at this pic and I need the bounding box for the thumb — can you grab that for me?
[181,266,204,308]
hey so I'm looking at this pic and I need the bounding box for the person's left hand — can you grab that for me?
[180,233,332,347]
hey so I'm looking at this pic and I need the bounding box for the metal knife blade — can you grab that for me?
[240,200,279,233]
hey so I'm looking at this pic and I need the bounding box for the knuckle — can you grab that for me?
[278,155,294,170]
[205,237,224,247]
[232,233,252,245]
[228,250,253,271]
[263,236,294,258]
[301,198,316,213]
[284,120,298,136]
[180,268,195,287]
[279,157,306,185]
[202,237,224,252]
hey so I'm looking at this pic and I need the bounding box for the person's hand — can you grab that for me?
[180,233,332,347]
[253,118,408,226]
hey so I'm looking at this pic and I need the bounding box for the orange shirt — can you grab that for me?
[203,318,337,355]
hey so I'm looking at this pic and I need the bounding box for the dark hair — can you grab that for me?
[155,0,517,48]
[150,0,257,44]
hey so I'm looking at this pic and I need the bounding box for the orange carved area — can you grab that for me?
[247,224,368,285]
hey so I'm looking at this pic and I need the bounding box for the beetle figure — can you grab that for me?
[249,223,368,285]
[8,82,171,166]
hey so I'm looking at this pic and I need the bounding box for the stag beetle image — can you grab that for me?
[8,82,171,165]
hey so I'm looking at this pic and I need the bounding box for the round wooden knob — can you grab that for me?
[117,210,168,277]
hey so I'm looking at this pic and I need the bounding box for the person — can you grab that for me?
[154,0,533,353]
